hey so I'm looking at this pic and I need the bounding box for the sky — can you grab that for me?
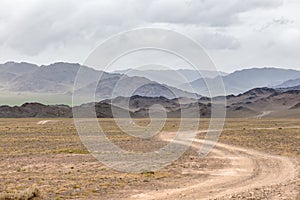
[0,0,299,72]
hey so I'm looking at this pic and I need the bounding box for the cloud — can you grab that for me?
[145,0,283,26]
[0,0,299,73]
[0,0,283,55]
[259,17,294,31]
[195,32,240,50]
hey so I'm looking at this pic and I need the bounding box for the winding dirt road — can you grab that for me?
[129,131,299,200]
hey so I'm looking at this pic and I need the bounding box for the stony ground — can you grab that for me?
[0,118,299,199]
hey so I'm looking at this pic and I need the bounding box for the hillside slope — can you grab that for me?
[1,87,299,118]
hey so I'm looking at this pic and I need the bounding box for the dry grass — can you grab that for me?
[0,187,41,200]
[219,118,300,157]
[0,119,207,199]
[0,118,299,199]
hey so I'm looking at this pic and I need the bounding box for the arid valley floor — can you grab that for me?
[0,119,299,200]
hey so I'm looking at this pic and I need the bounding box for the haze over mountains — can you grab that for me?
[179,68,300,96]
[114,69,228,88]
[103,87,300,118]
[274,78,300,89]
[0,62,199,105]
[0,61,300,107]
[1,87,300,118]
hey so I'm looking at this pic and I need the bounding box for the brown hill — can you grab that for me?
[0,103,71,118]
[290,102,300,110]
[0,87,299,118]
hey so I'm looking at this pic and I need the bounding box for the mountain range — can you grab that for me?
[0,62,300,106]
[1,87,299,118]
[274,78,300,88]
[179,68,300,96]
[114,69,228,88]
[0,62,198,105]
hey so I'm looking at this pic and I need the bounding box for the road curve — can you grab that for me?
[129,131,298,200]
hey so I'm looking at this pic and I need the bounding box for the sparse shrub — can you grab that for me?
[141,170,155,177]
[0,187,41,200]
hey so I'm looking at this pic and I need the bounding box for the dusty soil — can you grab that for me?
[127,131,299,199]
[0,119,299,199]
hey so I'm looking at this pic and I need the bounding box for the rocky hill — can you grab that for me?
[1,87,299,118]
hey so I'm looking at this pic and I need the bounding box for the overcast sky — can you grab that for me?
[0,0,299,72]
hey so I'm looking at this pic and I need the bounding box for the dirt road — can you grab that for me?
[253,111,273,119]
[129,131,299,200]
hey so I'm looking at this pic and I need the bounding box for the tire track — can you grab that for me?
[129,131,298,200]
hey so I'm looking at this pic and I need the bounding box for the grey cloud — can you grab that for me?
[273,17,294,25]
[259,17,294,32]
[144,0,283,26]
[0,0,299,73]
[190,30,241,50]
[0,0,283,56]
[1,0,140,55]
[202,33,240,50]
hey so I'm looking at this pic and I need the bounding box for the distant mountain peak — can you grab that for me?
[274,77,300,88]
[242,87,277,95]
